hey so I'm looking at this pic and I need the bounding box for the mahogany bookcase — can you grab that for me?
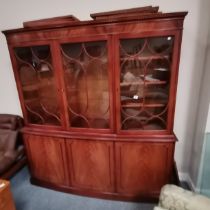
[2,6,187,201]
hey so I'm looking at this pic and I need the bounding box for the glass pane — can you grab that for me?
[120,36,174,130]
[14,45,61,125]
[61,41,110,129]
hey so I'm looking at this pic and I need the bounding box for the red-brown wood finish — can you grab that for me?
[65,140,114,192]
[2,6,187,201]
[115,142,174,195]
[90,6,160,20]
[23,135,69,185]
[23,15,79,28]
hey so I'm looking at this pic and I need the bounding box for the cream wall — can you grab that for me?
[0,0,209,182]
[189,23,210,188]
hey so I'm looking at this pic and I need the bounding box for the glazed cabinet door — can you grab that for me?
[115,142,173,196]
[59,38,113,132]
[12,45,63,127]
[65,139,114,192]
[24,135,68,185]
[117,35,175,132]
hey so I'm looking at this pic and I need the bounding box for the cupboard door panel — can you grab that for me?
[14,45,62,126]
[119,36,174,131]
[66,140,114,192]
[24,135,68,185]
[116,142,173,194]
[60,41,111,129]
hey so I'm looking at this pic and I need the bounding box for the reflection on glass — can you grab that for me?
[15,46,61,125]
[120,36,174,130]
[61,41,110,129]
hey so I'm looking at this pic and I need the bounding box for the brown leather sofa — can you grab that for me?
[0,114,26,179]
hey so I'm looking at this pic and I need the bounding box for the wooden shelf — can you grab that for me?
[24,98,39,103]
[120,80,167,87]
[22,79,54,91]
[22,84,39,91]
[120,55,169,61]
[121,103,166,108]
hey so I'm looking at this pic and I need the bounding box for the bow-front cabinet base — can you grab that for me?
[23,131,176,201]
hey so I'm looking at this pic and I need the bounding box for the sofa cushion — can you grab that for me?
[0,130,18,151]
[154,207,167,210]
[158,185,210,210]
[0,114,24,177]
[0,114,23,130]
[0,130,11,150]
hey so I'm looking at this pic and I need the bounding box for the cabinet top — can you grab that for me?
[2,6,188,35]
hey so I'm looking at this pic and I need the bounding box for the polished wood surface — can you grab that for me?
[66,140,114,192]
[3,6,187,201]
[24,135,68,185]
[90,6,160,20]
[2,10,187,35]
[116,142,173,194]
[23,15,79,28]
[0,180,16,210]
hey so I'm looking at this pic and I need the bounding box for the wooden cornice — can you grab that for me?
[2,6,188,35]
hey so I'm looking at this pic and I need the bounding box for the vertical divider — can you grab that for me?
[167,31,183,133]
[113,35,121,133]
[51,41,70,129]
[108,35,116,133]
[112,34,120,192]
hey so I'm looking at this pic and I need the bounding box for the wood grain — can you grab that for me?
[24,135,68,185]
[23,15,79,28]
[115,142,173,194]
[66,139,114,192]
[90,6,159,20]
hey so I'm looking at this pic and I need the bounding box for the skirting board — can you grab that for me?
[178,172,200,192]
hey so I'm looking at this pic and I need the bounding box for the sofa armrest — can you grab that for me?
[158,185,210,210]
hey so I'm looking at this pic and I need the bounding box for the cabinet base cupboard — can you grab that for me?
[2,6,187,201]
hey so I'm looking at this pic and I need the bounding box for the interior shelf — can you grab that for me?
[120,80,167,87]
[24,98,39,103]
[120,55,169,61]
[121,103,166,108]
[22,84,39,91]
[22,80,54,91]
